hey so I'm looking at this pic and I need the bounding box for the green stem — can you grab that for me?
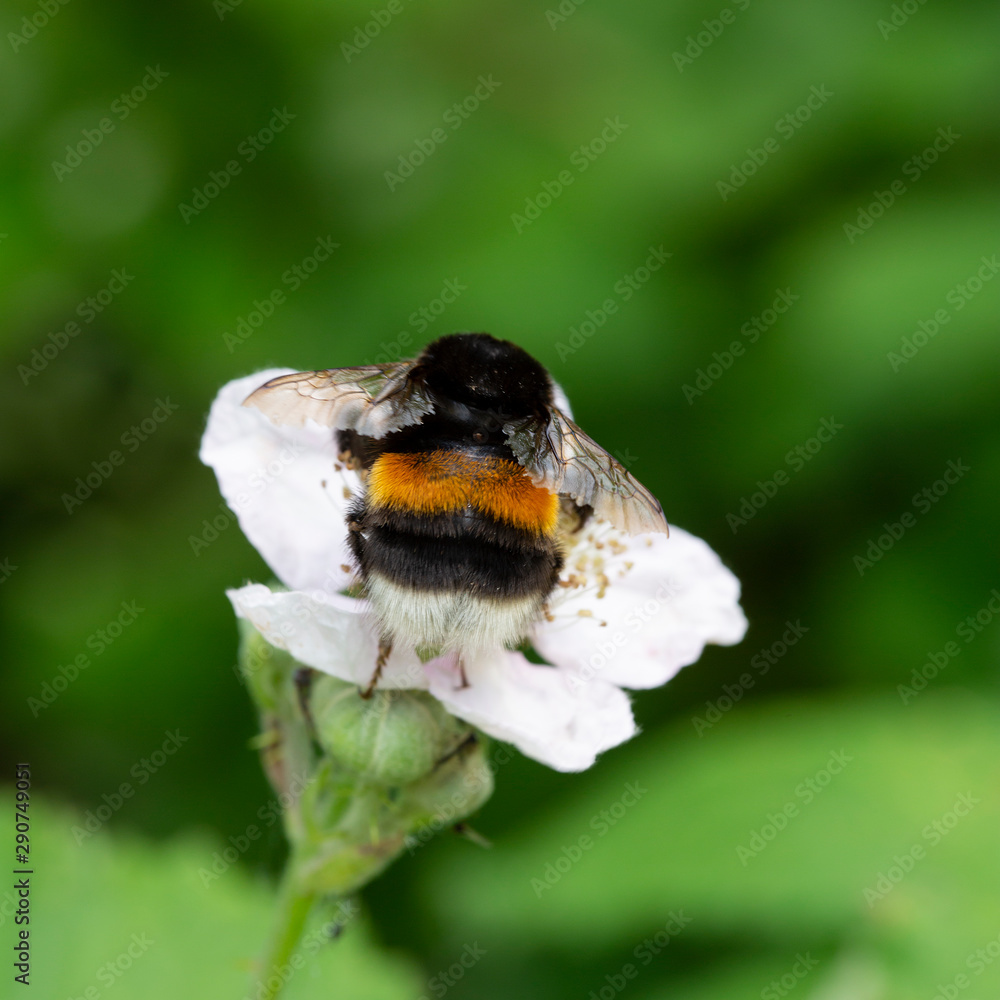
[251,862,317,1000]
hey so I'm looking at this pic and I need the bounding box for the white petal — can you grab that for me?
[533,523,748,690]
[423,649,637,772]
[200,370,361,594]
[228,584,429,690]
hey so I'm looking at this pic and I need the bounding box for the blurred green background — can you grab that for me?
[3,0,999,997]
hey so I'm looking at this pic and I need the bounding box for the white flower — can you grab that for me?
[201,370,748,772]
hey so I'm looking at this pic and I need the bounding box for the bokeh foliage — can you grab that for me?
[2,0,999,997]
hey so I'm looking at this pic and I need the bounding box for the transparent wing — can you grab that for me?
[504,407,668,536]
[241,362,435,438]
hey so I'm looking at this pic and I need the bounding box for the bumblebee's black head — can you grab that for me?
[416,333,553,419]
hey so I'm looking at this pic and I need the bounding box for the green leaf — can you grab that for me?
[4,795,423,999]
[420,692,1000,998]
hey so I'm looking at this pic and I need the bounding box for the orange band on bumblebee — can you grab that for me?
[368,450,559,535]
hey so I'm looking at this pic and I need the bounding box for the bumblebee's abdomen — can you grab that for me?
[349,448,562,651]
[358,526,560,598]
[367,449,559,536]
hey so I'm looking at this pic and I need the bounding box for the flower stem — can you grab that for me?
[252,862,317,1000]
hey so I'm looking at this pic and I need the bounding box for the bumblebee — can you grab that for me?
[244,333,666,691]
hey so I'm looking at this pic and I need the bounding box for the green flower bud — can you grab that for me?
[295,731,494,896]
[309,674,470,786]
[235,625,497,900]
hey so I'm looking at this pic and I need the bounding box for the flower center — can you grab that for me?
[547,518,641,624]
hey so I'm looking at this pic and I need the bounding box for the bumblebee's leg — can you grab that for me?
[361,639,392,699]
[457,658,470,690]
